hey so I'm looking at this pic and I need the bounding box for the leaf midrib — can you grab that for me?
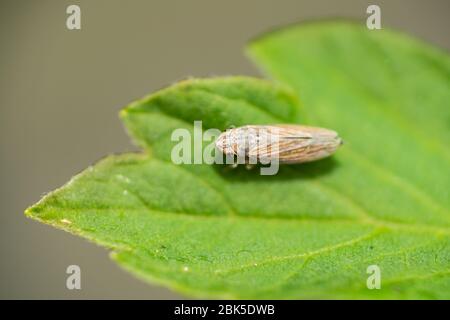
[45,167,450,237]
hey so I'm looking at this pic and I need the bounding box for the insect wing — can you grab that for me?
[247,126,312,162]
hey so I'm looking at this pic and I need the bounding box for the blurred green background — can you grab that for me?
[1,0,449,299]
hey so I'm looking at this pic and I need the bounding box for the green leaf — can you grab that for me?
[26,22,450,299]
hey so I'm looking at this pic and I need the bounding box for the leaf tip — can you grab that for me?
[119,107,131,122]
[24,202,43,218]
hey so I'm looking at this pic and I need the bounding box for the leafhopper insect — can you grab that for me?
[215,125,343,165]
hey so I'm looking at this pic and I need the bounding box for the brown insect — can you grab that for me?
[215,125,343,164]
